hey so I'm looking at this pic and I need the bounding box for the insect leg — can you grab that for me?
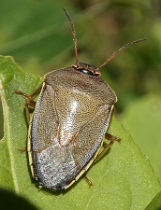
[15,84,42,153]
[94,133,121,163]
[84,174,93,187]
[15,84,42,123]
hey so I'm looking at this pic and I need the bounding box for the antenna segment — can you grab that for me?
[99,38,147,69]
[64,9,79,65]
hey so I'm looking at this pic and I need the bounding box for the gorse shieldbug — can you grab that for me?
[16,10,146,191]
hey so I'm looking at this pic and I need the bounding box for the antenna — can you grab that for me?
[64,9,79,65]
[99,38,147,69]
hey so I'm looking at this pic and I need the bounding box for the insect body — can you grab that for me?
[16,10,146,191]
[29,62,116,191]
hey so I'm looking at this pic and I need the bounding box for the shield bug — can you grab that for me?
[16,10,146,191]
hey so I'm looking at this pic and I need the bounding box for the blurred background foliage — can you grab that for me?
[0,0,161,180]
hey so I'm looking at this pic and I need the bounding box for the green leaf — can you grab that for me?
[0,55,160,210]
[120,94,161,183]
[145,191,161,210]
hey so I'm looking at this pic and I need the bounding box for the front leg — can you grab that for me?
[15,84,42,123]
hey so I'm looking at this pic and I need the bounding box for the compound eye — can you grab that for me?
[82,69,93,75]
